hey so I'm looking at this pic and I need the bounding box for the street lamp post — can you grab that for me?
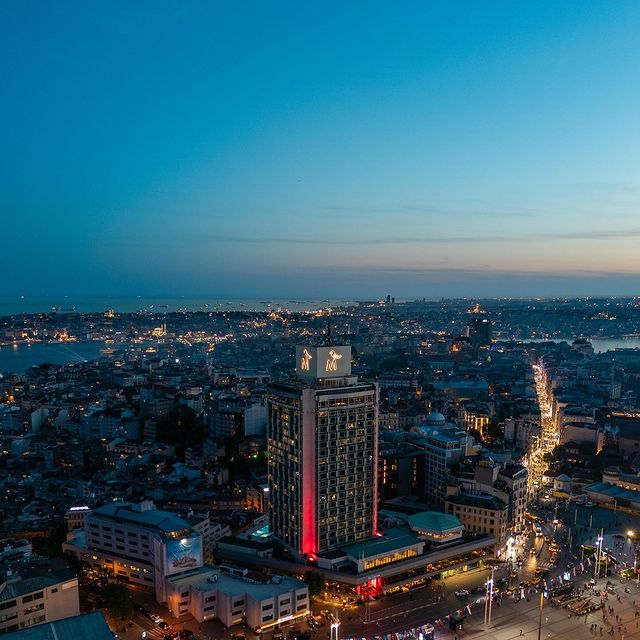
[626,531,639,586]
[537,589,545,640]
[594,529,604,579]
[484,567,495,629]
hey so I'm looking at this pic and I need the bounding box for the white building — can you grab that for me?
[164,565,308,632]
[0,560,79,634]
[63,501,203,604]
[64,505,92,532]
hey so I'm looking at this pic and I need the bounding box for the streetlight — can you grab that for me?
[628,531,638,584]
[506,537,515,573]
[484,567,495,629]
[537,589,546,640]
[594,529,604,579]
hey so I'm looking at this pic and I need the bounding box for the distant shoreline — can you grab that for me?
[2,336,640,377]
[0,296,364,317]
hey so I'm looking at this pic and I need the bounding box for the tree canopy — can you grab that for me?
[304,570,326,597]
[96,583,133,620]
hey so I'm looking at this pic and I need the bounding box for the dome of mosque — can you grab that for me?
[424,410,447,426]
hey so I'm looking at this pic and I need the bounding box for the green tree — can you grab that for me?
[304,570,326,597]
[484,420,503,444]
[578,441,597,457]
[96,583,133,620]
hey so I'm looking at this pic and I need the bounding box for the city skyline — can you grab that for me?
[4,2,640,297]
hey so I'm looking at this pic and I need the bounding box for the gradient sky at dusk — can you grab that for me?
[3,1,640,298]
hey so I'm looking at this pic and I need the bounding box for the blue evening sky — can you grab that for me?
[3,1,640,298]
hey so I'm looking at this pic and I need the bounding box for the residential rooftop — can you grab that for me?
[166,565,305,601]
[91,501,192,535]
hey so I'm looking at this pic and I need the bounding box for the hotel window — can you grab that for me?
[23,603,45,615]
[0,613,18,624]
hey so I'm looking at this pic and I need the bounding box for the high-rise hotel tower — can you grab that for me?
[268,345,378,560]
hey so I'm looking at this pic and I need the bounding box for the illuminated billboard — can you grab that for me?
[295,345,352,379]
[164,535,203,576]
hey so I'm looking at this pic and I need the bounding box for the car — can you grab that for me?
[179,632,194,640]
[454,589,469,597]
[157,620,171,630]
[472,586,485,594]
[588,578,597,586]
[165,635,178,640]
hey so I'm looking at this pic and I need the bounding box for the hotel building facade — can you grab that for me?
[268,345,379,559]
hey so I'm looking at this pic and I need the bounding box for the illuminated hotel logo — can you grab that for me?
[300,349,313,371]
[325,349,342,372]
[295,345,351,379]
